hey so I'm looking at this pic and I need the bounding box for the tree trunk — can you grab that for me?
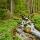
[27,0,34,19]
[7,0,15,18]
[7,0,11,11]
[11,0,13,15]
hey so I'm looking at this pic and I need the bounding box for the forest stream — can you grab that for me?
[13,16,40,40]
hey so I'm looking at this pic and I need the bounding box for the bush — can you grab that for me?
[0,9,10,19]
[32,13,40,31]
[14,0,29,17]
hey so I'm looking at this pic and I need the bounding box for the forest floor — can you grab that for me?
[0,19,20,40]
[0,13,40,40]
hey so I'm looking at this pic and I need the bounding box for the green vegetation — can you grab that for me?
[0,19,21,40]
[32,13,40,31]
[0,0,40,40]
[14,0,29,16]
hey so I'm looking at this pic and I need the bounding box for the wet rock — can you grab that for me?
[16,32,37,40]
[24,26,32,33]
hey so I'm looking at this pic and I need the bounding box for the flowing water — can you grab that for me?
[21,17,40,38]
[13,17,40,40]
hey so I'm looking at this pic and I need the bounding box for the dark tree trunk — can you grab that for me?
[7,0,11,11]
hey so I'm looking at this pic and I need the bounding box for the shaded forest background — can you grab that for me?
[0,0,40,40]
[0,0,40,18]
[0,0,40,30]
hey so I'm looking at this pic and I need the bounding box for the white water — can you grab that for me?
[21,18,40,38]
[27,22,40,38]
[16,17,40,40]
